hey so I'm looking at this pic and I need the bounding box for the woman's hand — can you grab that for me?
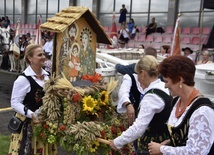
[126,104,135,125]
[32,113,39,124]
[160,139,170,145]
[109,140,118,150]
[148,141,162,155]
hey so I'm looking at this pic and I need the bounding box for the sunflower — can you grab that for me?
[99,91,109,106]
[89,141,100,153]
[82,95,96,113]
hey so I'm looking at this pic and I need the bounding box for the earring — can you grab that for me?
[179,84,182,89]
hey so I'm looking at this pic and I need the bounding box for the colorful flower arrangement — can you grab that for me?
[33,73,133,155]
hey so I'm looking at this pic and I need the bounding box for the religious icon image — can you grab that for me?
[79,27,95,76]
[68,43,81,82]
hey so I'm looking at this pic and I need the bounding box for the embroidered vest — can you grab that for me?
[128,74,141,114]
[139,89,173,151]
[21,73,44,112]
[170,97,214,155]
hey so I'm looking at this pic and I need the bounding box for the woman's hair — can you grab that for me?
[139,44,145,49]
[159,55,195,86]
[130,18,134,23]
[24,44,42,64]
[135,55,159,77]
[162,45,170,53]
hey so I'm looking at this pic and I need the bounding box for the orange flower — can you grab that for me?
[59,125,66,131]
[91,73,102,83]
[81,73,102,83]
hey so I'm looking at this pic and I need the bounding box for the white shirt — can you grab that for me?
[117,74,144,113]
[160,98,214,155]
[187,55,193,61]
[11,66,49,118]
[43,40,53,55]
[114,79,169,149]
[158,53,168,58]
[132,28,136,34]
[120,28,130,38]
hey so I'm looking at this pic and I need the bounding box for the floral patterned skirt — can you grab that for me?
[8,113,57,155]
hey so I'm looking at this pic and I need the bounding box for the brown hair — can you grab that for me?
[144,47,157,58]
[24,44,42,64]
[135,55,159,77]
[159,55,195,86]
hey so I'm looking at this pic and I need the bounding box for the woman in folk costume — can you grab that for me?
[110,55,172,154]
[148,56,214,155]
[8,44,57,155]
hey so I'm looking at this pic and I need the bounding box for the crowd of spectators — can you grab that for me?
[0,16,53,73]
[0,16,10,28]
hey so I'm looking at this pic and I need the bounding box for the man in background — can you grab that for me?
[42,35,53,57]
[115,47,157,75]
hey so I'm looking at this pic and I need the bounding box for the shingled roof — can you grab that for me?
[40,6,111,44]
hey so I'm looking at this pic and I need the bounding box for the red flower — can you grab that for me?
[72,93,81,102]
[100,130,106,139]
[43,124,49,129]
[111,126,117,134]
[119,125,125,132]
[121,146,130,153]
[37,148,43,153]
[59,125,66,131]
[40,132,45,139]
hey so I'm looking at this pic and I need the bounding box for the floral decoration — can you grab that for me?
[35,88,45,103]
[33,73,133,155]
[81,73,102,83]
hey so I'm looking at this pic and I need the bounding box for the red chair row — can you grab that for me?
[134,34,208,45]
[105,25,211,35]
[181,27,211,35]
[180,36,208,45]
[127,42,201,52]
[10,23,37,29]
[19,29,37,35]
[149,26,210,35]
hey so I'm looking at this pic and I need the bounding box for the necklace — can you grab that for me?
[175,88,199,118]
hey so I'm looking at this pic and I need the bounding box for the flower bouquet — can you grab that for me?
[33,73,133,155]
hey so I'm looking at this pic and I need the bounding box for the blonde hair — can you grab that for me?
[24,44,42,64]
[135,55,159,77]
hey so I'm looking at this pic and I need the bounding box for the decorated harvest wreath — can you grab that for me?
[33,73,133,155]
